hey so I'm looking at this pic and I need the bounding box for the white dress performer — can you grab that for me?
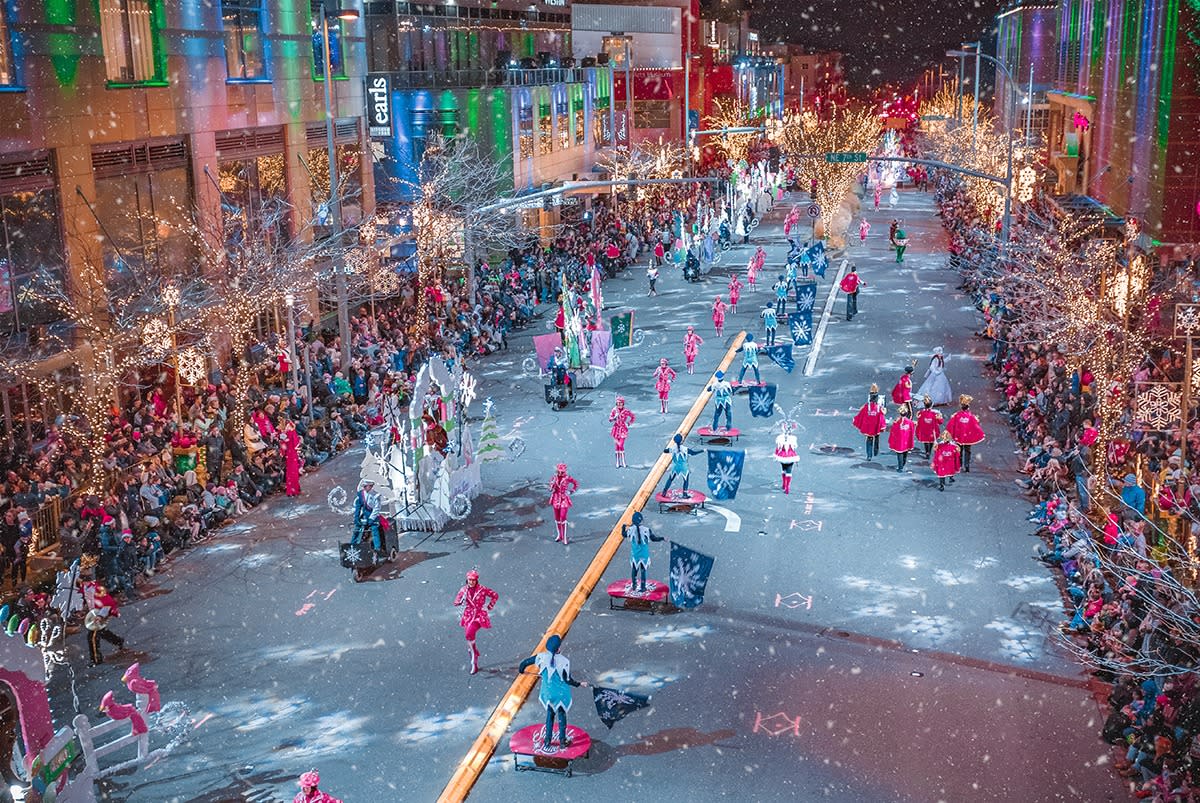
[915,347,953,406]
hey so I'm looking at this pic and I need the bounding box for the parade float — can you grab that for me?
[0,578,189,802]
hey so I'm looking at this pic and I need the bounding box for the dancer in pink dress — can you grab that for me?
[858,217,870,246]
[454,569,498,674]
[746,257,759,292]
[609,397,635,467]
[549,463,579,544]
[712,295,727,337]
[282,420,302,497]
[653,358,678,414]
[683,326,704,374]
[728,274,743,314]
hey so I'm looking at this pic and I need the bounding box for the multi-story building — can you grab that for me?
[762,43,844,114]
[993,1,1057,147]
[994,0,1200,246]
[363,0,608,197]
[0,1,372,442]
[570,0,700,142]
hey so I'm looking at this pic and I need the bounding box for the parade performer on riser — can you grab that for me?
[622,511,664,592]
[517,634,588,750]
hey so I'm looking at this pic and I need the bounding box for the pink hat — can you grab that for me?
[299,770,320,787]
[466,569,479,581]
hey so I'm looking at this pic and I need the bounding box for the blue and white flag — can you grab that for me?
[669,541,715,609]
[787,312,814,346]
[706,448,745,500]
[592,686,652,729]
[749,383,777,418]
[794,282,817,313]
[763,344,796,373]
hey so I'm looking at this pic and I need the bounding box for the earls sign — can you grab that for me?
[366,74,392,139]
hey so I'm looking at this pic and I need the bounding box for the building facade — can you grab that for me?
[995,0,1200,245]
[0,1,372,443]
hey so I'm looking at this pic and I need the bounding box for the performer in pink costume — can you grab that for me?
[858,217,871,245]
[712,295,727,337]
[294,770,342,803]
[454,569,498,674]
[774,423,799,495]
[728,274,743,314]
[653,358,678,414]
[683,326,704,374]
[282,420,302,497]
[549,463,579,544]
[609,397,636,467]
[746,256,759,292]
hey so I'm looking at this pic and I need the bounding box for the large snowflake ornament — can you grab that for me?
[1135,383,1181,430]
[1175,304,1200,337]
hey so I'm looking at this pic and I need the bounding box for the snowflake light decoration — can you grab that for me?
[177,348,206,385]
[1134,383,1181,430]
[1175,304,1200,338]
[459,371,478,412]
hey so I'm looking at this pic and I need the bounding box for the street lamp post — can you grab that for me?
[318,0,358,374]
[947,48,1017,245]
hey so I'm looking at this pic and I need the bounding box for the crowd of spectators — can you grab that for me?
[937,175,1200,799]
[0,187,711,609]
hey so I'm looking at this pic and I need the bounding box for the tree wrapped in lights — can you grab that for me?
[995,212,1168,467]
[775,105,880,239]
[704,98,762,166]
[388,134,534,340]
[13,217,213,490]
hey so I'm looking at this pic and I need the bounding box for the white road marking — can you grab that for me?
[707,503,742,532]
[803,258,849,377]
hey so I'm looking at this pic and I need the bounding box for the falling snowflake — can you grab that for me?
[1134,383,1181,430]
[708,457,740,496]
[670,555,705,601]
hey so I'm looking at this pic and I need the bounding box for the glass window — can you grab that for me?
[0,3,15,87]
[635,100,672,130]
[518,98,534,159]
[312,11,347,80]
[99,0,162,84]
[218,153,288,258]
[306,144,362,229]
[556,94,569,151]
[221,0,267,80]
[0,189,66,333]
[538,92,552,155]
[92,167,196,293]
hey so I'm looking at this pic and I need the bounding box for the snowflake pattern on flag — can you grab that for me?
[668,541,715,609]
[787,311,813,346]
[595,688,635,708]
[795,284,817,313]
[749,384,777,417]
[1134,383,1181,430]
[546,385,568,403]
[343,545,361,564]
[706,449,745,500]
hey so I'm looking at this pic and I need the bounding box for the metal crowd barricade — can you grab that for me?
[31,494,64,554]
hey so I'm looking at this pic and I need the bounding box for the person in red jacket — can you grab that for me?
[945,394,986,472]
[932,431,961,491]
[891,365,914,405]
[852,384,888,462]
[914,395,944,458]
[839,266,865,320]
[888,404,916,472]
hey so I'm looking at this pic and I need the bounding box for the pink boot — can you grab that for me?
[782,474,791,494]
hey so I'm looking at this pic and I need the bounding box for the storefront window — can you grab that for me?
[0,188,65,333]
[218,153,288,257]
[518,99,534,159]
[93,166,195,294]
[538,92,553,155]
